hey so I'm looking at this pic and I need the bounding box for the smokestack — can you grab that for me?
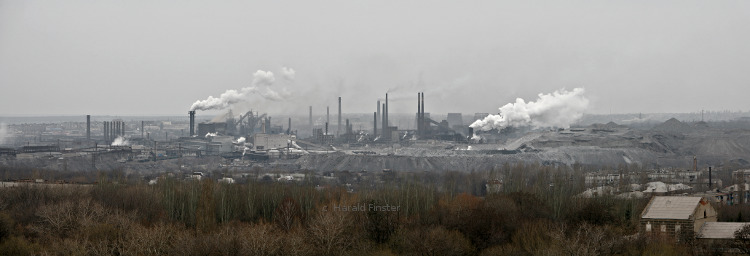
[385,93,389,140]
[345,119,350,135]
[189,111,196,136]
[309,106,313,128]
[325,122,328,135]
[421,92,425,135]
[287,117,291,135]
[327,106,329,125]
[385,93,389,128]
[141,121,144,138]
[103,121,108,141]
[338,97,342,137]
[417,93,421,137]
[708,166,716,190]
[121,121,125,137]
[377,100,381,127]
[86,115,91,140]
[382,103,386,140]
[373,112,377,137]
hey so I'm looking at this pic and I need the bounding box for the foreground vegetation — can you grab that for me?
[0,163,739,255]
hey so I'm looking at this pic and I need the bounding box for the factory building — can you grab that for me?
[251,133,294,151]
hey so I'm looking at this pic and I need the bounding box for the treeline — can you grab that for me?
[0,163,706,255]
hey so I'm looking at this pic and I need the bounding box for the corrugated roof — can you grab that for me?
[699,222,750,239]
[642,196,702,219]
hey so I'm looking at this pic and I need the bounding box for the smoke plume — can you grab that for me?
[189,69,292,111]
[111,136,130,146]
[251,70,275,86]
[235,137,246,144]
[470,88,588,131]
[281,67,295,81]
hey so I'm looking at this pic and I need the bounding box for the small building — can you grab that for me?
[697,222,750,253]
[698,222,750,240]
[640,196,718,238]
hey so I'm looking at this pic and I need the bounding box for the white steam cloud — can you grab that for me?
[189,69,292,111]
[470,88,589,131]
[251,70,275,86]
[235,137,246,144]
[111,136,130,146]
[205,132,217,138]
[281,67,295,81]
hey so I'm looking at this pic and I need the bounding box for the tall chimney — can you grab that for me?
[345,119,350,135]
[103,121,108,141]
[377,100,381,127]
[86,115,91,140]
[421,92,425,135]
[708,166,716,190]
[287,117,292,135]
[338,97,342,137]
[327,106,330,126]
[373,112,377,137]
[141,121,145,138]
[325,122,328,135]
[309,106,313,128]
[417,93,421,137]
[385,93,389,140]
[188,111,196,136]
[382,103,387,140]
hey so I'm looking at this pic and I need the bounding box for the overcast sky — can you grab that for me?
[1,0,749,117]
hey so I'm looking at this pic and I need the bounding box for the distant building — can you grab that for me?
[640,196,717,239]
[252,133,293,151]
[446,113,464,127]
[696,222,750,253]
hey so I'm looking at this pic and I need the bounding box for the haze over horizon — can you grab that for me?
[2,1,749,117]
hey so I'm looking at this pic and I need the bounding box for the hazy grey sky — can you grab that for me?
[1,0,749,116]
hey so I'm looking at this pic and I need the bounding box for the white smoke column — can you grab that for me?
[0,123,10,145]
[205,132,217,138]
[281,67,295,81]
[236,137,246,144]
[470,88,589,131]
[111,136,130,146]
[189,70,289,111]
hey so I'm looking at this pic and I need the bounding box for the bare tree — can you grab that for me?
[734,224,750,255]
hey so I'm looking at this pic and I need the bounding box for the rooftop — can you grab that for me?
[699,222,750,239]
[642,196,703,220]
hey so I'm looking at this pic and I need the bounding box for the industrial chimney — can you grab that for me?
[86,115,91,140]
[188,111,196,136]
[377,100,381,127]
[417,92,422,137]
[309,106,313,128]
[338,97,342,137]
